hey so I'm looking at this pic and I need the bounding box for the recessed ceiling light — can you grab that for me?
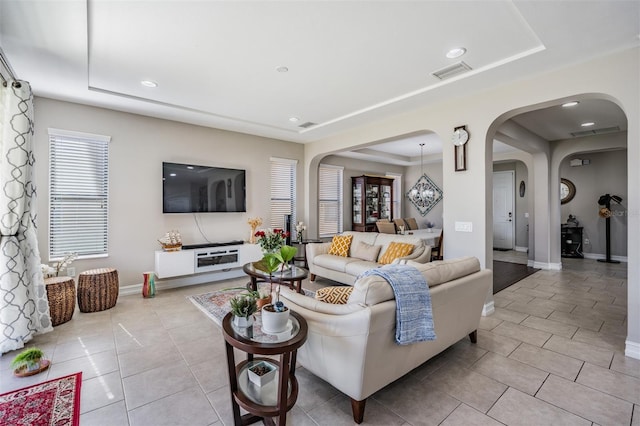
[289,117,299,122]
[276,66,289,73]
[141,80,158,88]
[562,101,579,107]
[186,166,194,169]
[581,122,595,127]
[446,47,466,59]
[169,173,177,177]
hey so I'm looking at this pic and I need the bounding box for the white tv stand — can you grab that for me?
[154,242,262,279]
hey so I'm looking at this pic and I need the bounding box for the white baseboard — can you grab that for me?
[482,300,495,316]
[515,246,528,253]
[625,339,640,360]
[582,253,628,263]
[119,268,245,296]
[532,261,562,270]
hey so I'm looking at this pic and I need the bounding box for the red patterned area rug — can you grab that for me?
[0,372,82,426]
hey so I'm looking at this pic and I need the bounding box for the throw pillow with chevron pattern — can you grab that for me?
[328,234,353,257]
[315,286,354,304]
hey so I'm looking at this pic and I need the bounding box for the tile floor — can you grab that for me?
[1,252,638,425]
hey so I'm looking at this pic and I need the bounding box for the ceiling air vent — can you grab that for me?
[431,61,472,80]
[570,126,620,137]
[298,122,317,129]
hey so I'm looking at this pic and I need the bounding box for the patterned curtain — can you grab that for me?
[0,80,52,354]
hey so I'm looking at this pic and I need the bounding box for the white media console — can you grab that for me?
[154,242,262,279]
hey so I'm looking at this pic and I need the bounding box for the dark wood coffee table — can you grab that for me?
[243,262,308,294]
[222,311,308,426]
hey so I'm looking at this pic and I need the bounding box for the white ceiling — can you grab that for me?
[1,1,638,153]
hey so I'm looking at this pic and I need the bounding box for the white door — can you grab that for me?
[493,171,514,249]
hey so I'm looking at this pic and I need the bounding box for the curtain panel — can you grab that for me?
[0,80,52,354]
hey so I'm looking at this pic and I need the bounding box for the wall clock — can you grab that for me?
[560,178,575,204]
[453,126,468,171]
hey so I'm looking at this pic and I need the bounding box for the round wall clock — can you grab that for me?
[452,126,469,146]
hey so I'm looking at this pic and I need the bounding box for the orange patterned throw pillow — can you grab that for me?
[328,234,353,257]
[315,286,354,304]
[378,242,414,264]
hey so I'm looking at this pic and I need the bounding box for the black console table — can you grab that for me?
[561,226,583,258]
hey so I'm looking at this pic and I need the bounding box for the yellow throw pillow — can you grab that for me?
[378,242,414,264]
[315,286,354,304]
[328,234,353,257]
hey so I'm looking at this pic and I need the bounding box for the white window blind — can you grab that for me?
[270,157,297,229]
[49,129,110,259]
[318,164,343,237]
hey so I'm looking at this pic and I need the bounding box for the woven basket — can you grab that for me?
[45,276,76,326]
[77,268,119,313]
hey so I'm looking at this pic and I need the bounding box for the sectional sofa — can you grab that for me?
[281,256,492,423]
[306,231,431,285]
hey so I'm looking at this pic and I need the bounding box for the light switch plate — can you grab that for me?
[455,221,473,232]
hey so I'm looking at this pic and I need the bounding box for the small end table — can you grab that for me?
[243,262,308,294]
[292,239,322,269]
[222,311,308,426]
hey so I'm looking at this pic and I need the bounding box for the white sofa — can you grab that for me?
[306,231,431,285]
[280,257,492,424]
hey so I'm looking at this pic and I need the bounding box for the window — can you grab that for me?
[269,157,297,229]
[386,172,402,220]
[318,164,344,237]
[48,128,110,259]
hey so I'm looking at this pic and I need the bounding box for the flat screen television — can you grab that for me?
[163,162,246,213]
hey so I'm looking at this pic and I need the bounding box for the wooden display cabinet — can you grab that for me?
[352,175,394,232]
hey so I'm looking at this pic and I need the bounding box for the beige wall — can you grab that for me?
[33,98,304,286]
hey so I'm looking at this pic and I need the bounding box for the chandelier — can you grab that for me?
[406,143,443,216]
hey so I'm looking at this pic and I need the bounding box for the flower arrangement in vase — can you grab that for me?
[41,252,77,278]
[426,221,435,232]
[295,221,307,242]
[254,228,289,254]
[247,217,263,244]
[260,245,297,333]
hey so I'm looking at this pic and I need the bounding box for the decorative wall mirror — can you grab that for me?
[560,178,576,204]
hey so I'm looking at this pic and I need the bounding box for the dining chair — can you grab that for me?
[431,230,443,261]
[404,217,419,230]
[376,221,397,234]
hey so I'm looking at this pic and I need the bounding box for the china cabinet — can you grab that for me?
[352,175,394,232]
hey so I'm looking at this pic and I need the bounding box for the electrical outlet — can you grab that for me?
[66,267,76,277]
[584,239,590,245]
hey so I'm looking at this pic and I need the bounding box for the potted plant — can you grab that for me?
[260,245,297,333]
[11,347,49,376]
[229,294,257,328]
[247,360,277,386]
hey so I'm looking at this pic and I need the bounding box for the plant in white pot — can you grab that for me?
[229,294,258,328]
[261,245,297,333]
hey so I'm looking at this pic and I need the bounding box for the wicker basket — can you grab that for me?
[77,268,119,313]
[45,276,76,326]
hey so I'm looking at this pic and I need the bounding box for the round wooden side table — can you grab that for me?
[44,276,76,326]
[222,311,308,426]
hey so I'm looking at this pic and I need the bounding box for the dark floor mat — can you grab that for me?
[492,260,539,294]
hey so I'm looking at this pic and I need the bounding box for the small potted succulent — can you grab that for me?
[229,294,258,328]
[247,360,277,386]
[11,347,49,377]
[260,245,297,333]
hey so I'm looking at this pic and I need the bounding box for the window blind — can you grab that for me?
[318,164,343,237]
[49,129,110,259]
[270,157,297,230]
